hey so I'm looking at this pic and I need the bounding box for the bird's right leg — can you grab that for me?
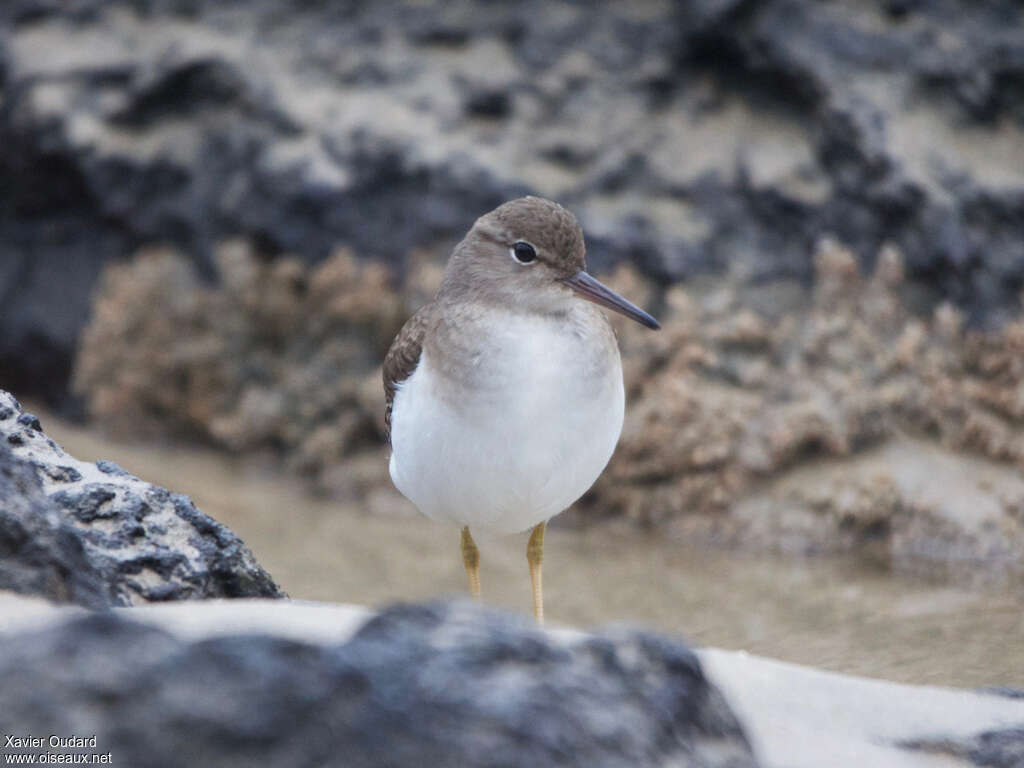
[460,526,481,598]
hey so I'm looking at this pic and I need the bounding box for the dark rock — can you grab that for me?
[95,459,130,476]
[967,728,1024,768]
[1,1,1023,402]
[984,688,1024,700]
[0,443,113,609]
[0,602,758,768]
[0,389,284,606]
[901,727,1024,768]
[51,483,119,523]
[0,254,116,407]
[36,463,83,483]
[463,88,512,118]
[16,412,41,431]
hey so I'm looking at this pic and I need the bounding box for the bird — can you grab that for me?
[383,196,659,623]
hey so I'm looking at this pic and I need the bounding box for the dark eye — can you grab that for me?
[511,241,537,264]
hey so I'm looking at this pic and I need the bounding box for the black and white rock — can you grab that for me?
[0,390,283,606]
[2,0,1023,401]
[2,594,1022,768]
[0,437,114,608]
[0,598,758,768]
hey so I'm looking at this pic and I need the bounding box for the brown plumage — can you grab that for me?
[382,303,431,444]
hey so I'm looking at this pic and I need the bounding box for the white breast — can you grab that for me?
[388,310,624,534]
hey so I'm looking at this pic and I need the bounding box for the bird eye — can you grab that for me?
[511,241,537,264]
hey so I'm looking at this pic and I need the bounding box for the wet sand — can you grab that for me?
[36,409,1024,689]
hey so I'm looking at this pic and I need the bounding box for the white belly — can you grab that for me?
[388,313,624,534]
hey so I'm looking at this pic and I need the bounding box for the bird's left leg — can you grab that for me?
[461,526,481,598]
[526,521,546,624]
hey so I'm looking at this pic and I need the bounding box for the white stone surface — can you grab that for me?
[701,648,1024,768]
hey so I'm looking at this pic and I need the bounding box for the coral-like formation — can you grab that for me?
[586,242,1024,574]
[75,245,406,497]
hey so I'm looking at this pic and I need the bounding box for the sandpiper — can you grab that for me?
[383,196,659,622]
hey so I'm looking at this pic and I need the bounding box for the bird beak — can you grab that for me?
[560,270,660,330]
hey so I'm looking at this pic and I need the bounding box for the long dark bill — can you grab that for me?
[560,270,660,330]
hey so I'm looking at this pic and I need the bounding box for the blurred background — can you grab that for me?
[1,0,1022,687]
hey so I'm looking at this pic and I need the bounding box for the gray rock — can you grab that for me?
[0,600,758,768]
[0,390,283,606]
[0,442,113,608]
[900,728,1024,768]
[2,0,1024,401]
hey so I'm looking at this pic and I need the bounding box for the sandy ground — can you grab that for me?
[34,408,1024,689]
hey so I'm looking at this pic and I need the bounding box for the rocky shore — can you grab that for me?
[0,394,757,767]
[1,388,1022,767]
[1,0,1023,578]
[1,386,1022,765]
[2,1,1023,762]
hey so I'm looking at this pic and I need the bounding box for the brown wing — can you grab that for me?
[383,304,432,444]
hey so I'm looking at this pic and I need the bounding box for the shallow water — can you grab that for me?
[37,410,1024,689]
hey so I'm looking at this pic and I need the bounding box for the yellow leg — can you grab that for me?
[527,521,546,624]
[461,526,481,599]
